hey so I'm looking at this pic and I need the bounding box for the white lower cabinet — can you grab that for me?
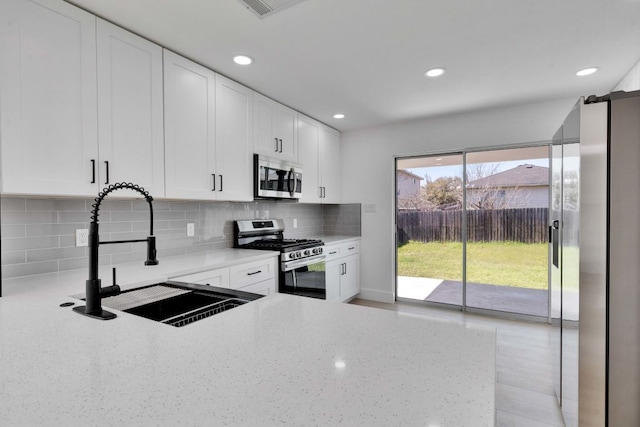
[170,257,277,297]
[325,240,360,302]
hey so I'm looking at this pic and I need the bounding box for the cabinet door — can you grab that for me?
[96,19,164,197]
[340,255,360,301]
[163,50,216,199]
[319,126,341,203]
[297,115,321,203]
[325,260,341,301]
[214,75,253,201]
[253,93,298,162]
[0,0,98,196]
[253,93,278,156]
[274,103,298,161]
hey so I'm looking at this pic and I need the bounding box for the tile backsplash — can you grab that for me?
[1,196,361,280]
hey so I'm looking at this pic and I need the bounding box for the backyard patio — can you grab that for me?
[397,276,548,317]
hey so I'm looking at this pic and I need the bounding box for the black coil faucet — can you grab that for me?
[74,183,159,320]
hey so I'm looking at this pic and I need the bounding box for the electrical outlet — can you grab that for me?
[187,223,195,237]
[76,229,89,247]
[293,218,298,228]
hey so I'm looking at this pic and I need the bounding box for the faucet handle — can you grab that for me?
[145,236,159,265]
[99,267,121,298]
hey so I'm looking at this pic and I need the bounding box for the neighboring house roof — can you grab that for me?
[397,169,424,180]
[467,164,548,188]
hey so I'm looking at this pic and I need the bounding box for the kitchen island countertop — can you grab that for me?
[0,248,495,426]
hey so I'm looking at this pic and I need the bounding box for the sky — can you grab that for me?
[406,158,550,183]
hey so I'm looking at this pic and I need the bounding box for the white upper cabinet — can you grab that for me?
[214,74,254,202]
[164,49,217,200]
[297,114,341,203]
[319,125,341,203]
[96,19,165,197]
[298,115,321,203]
[164,51,253,201]
[0,0,98,196]
[253,93,298,162]
[0,1,336,201]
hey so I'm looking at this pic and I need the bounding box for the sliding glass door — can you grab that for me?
[465,147,549,317]
[396,145,550,319]
[396,154,463,307]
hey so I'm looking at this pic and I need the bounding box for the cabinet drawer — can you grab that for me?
[324,240,359,262]
[171,267,230,288]
[237,278,276,296]
[229,258,276,289]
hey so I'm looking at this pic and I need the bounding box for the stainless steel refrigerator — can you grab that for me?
[553,90,640,426]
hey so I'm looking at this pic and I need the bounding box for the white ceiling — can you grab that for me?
[67,0,640,132]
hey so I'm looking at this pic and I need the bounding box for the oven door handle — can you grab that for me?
[282,255,326,272]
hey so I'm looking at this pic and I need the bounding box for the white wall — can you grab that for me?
[340,96,577,302]
[614,58,640,92]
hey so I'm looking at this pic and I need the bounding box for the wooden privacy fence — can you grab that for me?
[397,208,549,244]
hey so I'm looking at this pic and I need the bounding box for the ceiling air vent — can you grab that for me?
[238,0,309,18]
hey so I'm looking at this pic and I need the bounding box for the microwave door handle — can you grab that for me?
[287,168,295,196]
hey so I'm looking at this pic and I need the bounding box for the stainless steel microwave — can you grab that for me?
[254,154,302,199]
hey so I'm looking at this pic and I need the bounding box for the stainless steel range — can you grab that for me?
[234,219,326,299]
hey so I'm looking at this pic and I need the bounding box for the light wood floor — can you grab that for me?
[350,298,567,427]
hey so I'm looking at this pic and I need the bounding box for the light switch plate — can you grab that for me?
[187,223,195,237]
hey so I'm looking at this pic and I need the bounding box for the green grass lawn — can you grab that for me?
[397,240,548,290]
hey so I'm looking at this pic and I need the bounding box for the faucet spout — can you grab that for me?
[74,182,159,321]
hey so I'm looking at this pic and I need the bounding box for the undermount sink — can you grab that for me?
[100,281,262,327]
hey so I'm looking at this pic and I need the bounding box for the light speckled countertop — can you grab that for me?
[0,244,496,426]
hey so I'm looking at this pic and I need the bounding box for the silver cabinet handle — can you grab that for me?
[219,174,223,192]
[274,137,279,152]
[212,173,216,191]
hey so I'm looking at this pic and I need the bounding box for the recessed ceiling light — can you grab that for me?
[424,67,446,78]
[333,113,345,119]
[233,55,253,65]
[576,67,599,77]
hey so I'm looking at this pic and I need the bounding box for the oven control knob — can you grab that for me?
[293,251,301,259]
[304,250,311,256]
[314,248,323,255]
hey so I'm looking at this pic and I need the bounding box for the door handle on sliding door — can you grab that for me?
[551,220,559,268]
